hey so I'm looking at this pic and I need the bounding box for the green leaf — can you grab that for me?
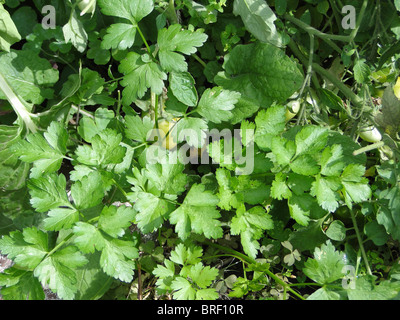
[97,0,154,22]
[145,160,188,196]
[326,220,347,241]
[125,115,154,143]
[78,107,115,143]
[73,210,138,283]
[303,241,346,285]
[353,58,370,84]
[34,246,88,300]
[188,262,219,289]
[271,172,292,200]
[169,243,203,266]
[119,52,167,106]
[347,276,400,300]
[0,227,48,269]
[320,144,345,177]
[101,23,137,50]
[43,208,79,232]
[62,11,88,53]
[74,252,113,300]
[215,42,304,108]
[290,154,320,176]
[311,175,341,213]
[169,184,223,240]
[175,117,208,148]
[271,136,296,166]
[341,164,371,206]
[233,0,283,47]
[169,71,198,107]
[27,173,72,213]
[73,222,104,254]
[75,129,126,167]
[0,3,21,52]
[364,220,388,246]
[0,50,59,104]
[15,122,68,178]
[100,239,138,282]
[0,268,45,300]
[231,205,274,258]
[134,192,176,233]
[157,24,208,72]
[171,277,196,300]
[295,126,329,157]
[196,87,241,123]
[317,88,345,111]
[288,194,314,226]
[395,0,400,11]
[255,105,286,150]
[70,171,105,210]
[98,205,136,238]
[374,86,400,137]
[0,125,29,190]
[287,173,313,195]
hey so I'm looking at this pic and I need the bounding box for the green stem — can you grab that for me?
[71,104,95,119]
[311,62,364,109]
[111,179,128,199]
[353,141,385,156]
[136,24,152,55]
[284,13,346,52]
[44,233,75,259]
[349,209,372,276]
[287,40,320,90]
[153,92,159,126]
[192,53,207,68]
[167,0,179,24]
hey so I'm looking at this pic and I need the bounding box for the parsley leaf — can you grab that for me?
[15,122,68,178]
[255,105,286,150]
[157,24,208,72]
[75,129,127,167]
[119,52,167,106]
[170,184,223,240]
[97,0,154,22]
[73,205,138,282]
[196,87,241,124]
[303,241,346,285]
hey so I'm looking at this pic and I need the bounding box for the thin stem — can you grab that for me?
[284,13,346,52]
[287,40,320,90]
[44,232,75,259]
[349,209,372,276]
[353,141,385,156]
[136,24,152,55]
[111,179,128,199]
[116,90,122,119]
[71,104,95,119]
[192,53,207,68]
[153,92,159,126]
[311,62,364,109]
